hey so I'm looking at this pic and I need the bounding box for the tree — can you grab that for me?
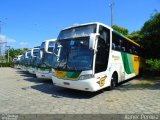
[127,31,142,43]
[140,12,160,58]
[112,25,128,36]
[5,48,28,62]
[112,25,142,43]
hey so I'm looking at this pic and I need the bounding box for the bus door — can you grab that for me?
[94,26,110,84]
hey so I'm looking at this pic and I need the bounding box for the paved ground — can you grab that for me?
[0,67,160,114]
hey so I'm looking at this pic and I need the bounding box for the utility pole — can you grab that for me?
[6,46,10,62]
[0,18,7,62]
[0,21,1,34]
[0,41,7,62]
[0,20,2,56]
[109,0,115,26]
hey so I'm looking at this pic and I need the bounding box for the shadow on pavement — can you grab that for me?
[26,76,160,99]
[16,70,29,74]
[23,77,52,84]
[16,69,52,83]
[31,83,103,99]
[116,76,160,91]
[16,70,36,77]
[16,70,105,99]
[17,69,160,99]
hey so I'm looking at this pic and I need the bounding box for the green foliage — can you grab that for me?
[111,13,160,72]
[145,59,160,73]
[112,25,128,36]
[127,31,142,43]
[5,48,28,62]
[0,62,14,67]
[140,13,160,59]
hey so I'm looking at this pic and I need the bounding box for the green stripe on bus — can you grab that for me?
[121,52,134,74]
[66,72,74,78]
[66,72,81,78]
[127,54,134,73]
[72,72,81,78]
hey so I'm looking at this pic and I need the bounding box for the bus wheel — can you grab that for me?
[109,73,118,90]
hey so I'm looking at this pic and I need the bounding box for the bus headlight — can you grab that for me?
[52,72,56,77]
[52,69,56,77]
[78,74,94,80]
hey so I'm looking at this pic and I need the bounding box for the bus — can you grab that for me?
[13,55,22,68]
[28,46,40,74]
[19,54,25,70]
[35,39,56,79]
[20,50,32,72]
[51,22,143,92]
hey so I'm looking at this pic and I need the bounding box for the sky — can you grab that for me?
[0,0,160,49]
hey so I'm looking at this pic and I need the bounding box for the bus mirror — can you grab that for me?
[89,33,99,50]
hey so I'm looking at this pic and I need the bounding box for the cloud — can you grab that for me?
[0,34,16,43]
[19,42,28,46]
[8,39,16,43]
[0,34,6,40]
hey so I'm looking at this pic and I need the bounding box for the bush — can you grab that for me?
[145,59,160,75]
[0,62,14,67]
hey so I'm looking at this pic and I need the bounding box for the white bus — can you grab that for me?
[13,55,22,68]
[51,22,143,92]
[19,54,25,70]
[28,46,40,74]
[35,39,56,79]
[20,50,31,72]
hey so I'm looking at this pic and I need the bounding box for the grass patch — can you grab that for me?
[131,78,160,87]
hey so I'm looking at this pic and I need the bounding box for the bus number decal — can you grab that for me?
[99,76,107,87]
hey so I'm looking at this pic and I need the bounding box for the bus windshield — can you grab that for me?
[48,41,55,52]
[58,24,96,40]
[33,49,39,57]
[40,42,45,50]
[54,37,93,71]
[44,53,56,67]
[27,51,32,59]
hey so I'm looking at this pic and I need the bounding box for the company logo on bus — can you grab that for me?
[97,76,107,87]
[112,55,120,60]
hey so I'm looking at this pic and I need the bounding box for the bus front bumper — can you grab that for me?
[21,66,29,72]
[52,76,105,92]
[36,71,52,80]
[28,68,36,74]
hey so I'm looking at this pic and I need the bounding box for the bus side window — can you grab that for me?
[135,46,140,56]
[119,39,126,52]
[99,26,110,45]
[121,47,125,52]
[132,46,134,54]
[128,42,133,54]
[112,32,124,51]
[133,46,138,55]
[115,45,121,51]
[129,49,132,54]
[112,43,116,49]
[124,39,129,53]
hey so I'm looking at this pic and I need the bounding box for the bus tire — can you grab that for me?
[109,72,118,90]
